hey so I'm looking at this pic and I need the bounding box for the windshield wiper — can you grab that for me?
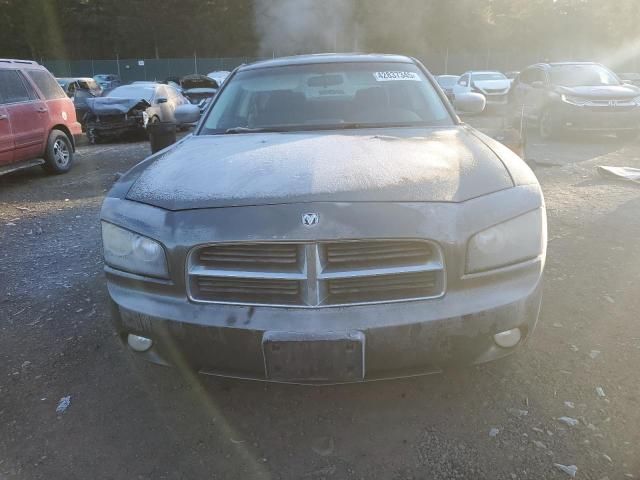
[225,126,288,134]
[326,122,430,130]
[223,122,431,135]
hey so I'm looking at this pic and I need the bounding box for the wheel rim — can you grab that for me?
[53,139,70,167]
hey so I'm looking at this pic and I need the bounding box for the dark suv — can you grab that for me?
[0,59,82,176]
[509,62,640,140]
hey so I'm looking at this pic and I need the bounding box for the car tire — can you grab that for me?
[538,108,560,140]
[616,130,639,142]
[43,130,74,174]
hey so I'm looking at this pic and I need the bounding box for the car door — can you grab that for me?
[0,69,48,163]
[525,68,549,119]
[166,87,189,122]
[0,101,14,165]
[510,68,537,119]
[154,86,173,122]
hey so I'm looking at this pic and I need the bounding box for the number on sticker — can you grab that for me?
[374,71,421,82]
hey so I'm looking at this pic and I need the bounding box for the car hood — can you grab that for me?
[555,84,640,99]
[125,127,514,211]
[85,97,151,115]
[473,79,511,91]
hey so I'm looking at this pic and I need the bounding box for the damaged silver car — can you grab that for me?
[86,83,189,143]
[101,54,547,384]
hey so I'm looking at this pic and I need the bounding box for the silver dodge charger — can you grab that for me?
[101,54,546,384]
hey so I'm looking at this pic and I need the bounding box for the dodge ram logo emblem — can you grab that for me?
[302,213,319,226]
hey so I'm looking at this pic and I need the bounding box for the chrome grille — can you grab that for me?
[187,240,445,307]
[324,240,431,270]
[326,271,438,305]
[197,243,300,272]
[193,276,302,305]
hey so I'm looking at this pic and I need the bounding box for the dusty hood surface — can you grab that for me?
[126,127,514,210]
[86,97,151,115]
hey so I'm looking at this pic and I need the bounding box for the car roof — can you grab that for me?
[532,62,602,69]
[240,53,416,71]
[465,70,504,75]
[57,77,95,82]
[0,58,43,70]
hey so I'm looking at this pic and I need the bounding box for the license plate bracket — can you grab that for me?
[263,331,365,383]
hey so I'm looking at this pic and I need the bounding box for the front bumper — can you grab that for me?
[102,186,545,384]
[484,94,509,105]
[86,117,146,138]
[109,277,542,383]
[556,103,640,132]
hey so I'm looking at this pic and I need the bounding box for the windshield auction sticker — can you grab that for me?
[373,71,421,81]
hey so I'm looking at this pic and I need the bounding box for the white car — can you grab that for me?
[207,70,231,86]
[453,71,511,106]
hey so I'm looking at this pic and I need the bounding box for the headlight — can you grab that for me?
[101,222,169,278]
[466,209,546,274]
[634,95,640,106]
[561,94,589,106]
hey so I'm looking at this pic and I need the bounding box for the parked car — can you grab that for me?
[57,77,103,127]
[101,53,546,384]
[453,71,511,107]
[84,83,190,143]
[619,72,640,88]
[207,70,230,86]
[180,74,219,113]
[93,73,121,91]
[435,74,459,102]
[57,77,103,97]
[505,71,520,82]
[509,62,640,139]
[0,59,82,176]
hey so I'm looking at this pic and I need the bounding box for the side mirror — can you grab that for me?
[531,81,545,89]
[454,92,486,115]
[174,104,201,124]
[156,97,168,104]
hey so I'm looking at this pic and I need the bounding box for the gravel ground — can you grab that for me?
[1,123,640,479]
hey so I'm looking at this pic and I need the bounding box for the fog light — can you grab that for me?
[127,334,153,352]
[493,328,522,348]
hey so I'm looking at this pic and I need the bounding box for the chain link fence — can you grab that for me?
[41,51,640,82]
[41,57,270,82]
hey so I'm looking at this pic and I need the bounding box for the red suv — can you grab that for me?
[0,59,82,176]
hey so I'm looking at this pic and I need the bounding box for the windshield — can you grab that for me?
[201,62,452,134]
[437,76,458,87]
[107,85,155,101]
[550,64,620,87]
[472,73,506,81]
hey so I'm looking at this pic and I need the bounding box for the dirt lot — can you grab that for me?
[1,121,640,480]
